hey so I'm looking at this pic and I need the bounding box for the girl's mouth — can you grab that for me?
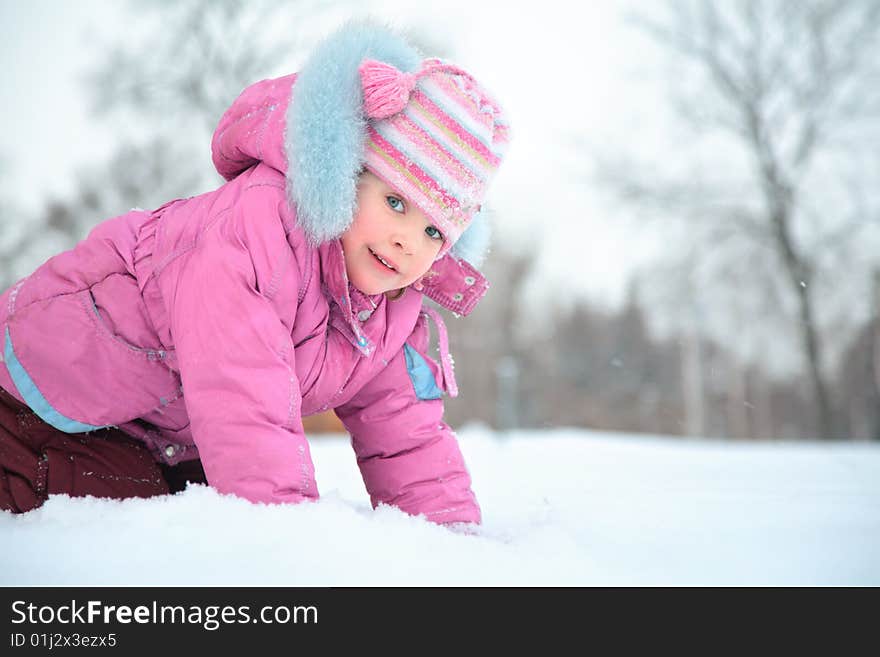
[369,248,398,272]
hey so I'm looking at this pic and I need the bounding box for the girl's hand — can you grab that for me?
[444,522,481,537]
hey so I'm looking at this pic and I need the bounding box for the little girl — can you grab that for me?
[0,22,509,526]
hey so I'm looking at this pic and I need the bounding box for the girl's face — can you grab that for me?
[341,170,445,296]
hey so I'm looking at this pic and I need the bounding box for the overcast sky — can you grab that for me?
[0,0,670,309]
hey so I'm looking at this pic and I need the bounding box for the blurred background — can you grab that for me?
[2,0,879,441]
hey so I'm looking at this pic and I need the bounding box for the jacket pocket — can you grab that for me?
[87,273,170,358]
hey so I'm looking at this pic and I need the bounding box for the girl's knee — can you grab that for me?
[43,432,170,501]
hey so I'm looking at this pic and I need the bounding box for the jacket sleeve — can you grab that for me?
[334,312,481,525]
[165,187,317,504]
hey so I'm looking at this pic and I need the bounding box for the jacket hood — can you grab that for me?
[211,21,492,270]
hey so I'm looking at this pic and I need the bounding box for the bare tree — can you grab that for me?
[88,0,445,135]
[608,0,880,438]
[80,0,331,214]
[86,0,328,131]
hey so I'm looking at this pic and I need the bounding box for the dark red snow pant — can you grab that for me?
[0,386,205,513]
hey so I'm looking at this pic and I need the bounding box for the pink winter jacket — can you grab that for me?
[0,73,488,524]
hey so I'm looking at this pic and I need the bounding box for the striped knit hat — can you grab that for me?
[360,58,510,256]
[285,22,510,266]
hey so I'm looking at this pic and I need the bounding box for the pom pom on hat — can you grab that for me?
[359,59,418,119]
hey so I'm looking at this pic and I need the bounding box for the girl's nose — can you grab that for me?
[391,230,414,254]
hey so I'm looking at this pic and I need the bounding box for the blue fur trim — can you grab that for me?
[450,209,491,269]
[285,21,422,246]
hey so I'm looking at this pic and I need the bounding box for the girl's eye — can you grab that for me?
[425,225,444,241]
[386,195,405,213]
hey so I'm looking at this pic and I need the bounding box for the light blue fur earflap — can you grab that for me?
[285,20,491,269]
[449,209,491,268]
[286,21,420,245]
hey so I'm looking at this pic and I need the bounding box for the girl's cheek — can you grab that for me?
[413,262,434,281]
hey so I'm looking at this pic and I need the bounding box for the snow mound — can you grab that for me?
[3,428,879,585]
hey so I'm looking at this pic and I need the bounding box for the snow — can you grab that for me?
[3,425,878,586]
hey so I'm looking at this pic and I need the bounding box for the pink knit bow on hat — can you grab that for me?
[359,58,473,119]
[359,60,419,119]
